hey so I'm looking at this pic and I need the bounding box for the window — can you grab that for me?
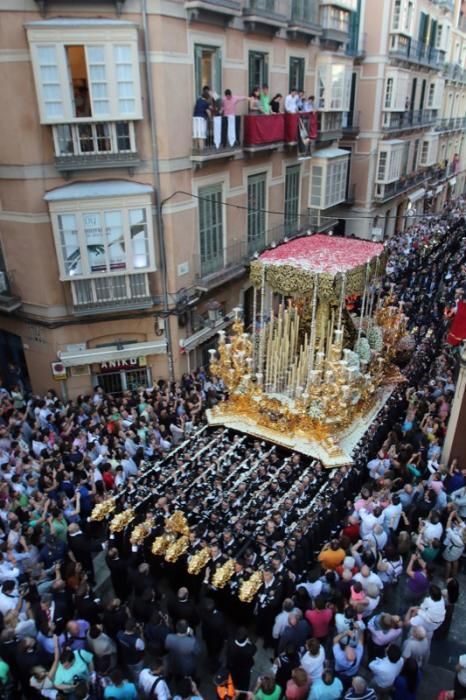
[53,122,135,159]
[310,152,350,209]
[247,173,266,254]
[311,166,323,208]
[375,141,405,183]
[198,185,224,277]
[248,51,268,95]
[325,159,348,208]
[385,78,394,109]
[72,273,149,307]
[46,185,155,281]
[420,141,429,165]
[194,45,221,98]
[377,152,388,180]
[411,139,420,172]
[285,165,300,234]
[289,57,305,92]
[27,21,142,124]
[392,0,401,31]
[317,65,351,110]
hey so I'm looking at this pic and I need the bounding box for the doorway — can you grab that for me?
[0,330,31,392]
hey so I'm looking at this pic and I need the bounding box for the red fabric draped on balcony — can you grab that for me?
[243,114,285,146]
[284,111,318,142]
[447,301,466,346]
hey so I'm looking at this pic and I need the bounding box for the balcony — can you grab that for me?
[381,109,437,134]
[374,171,428,203]
[443,62,466,84]
[320,9,350,46]
[346,32,367,60]
[320,0,357,9]
[242,0,288,32]
[71,273,152,316]
[434,116,466,133]
[342,110,360,137]
[389,38,443,70]
[194,211,315,289]
[53,122,139,174]
[184,0,241,24]
[243,113,285,153]
[317,112,344,142]
[427,165,447,184]
[191,116,243,166]
[35,0,126,15]
[433,0,454,11]
[0,271,22,314]
[288,0,322,40]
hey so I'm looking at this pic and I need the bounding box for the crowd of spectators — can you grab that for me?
[0,200,465,700]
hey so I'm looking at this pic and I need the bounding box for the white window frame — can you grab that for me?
[48,194,156,281]
[384,70,410,111]
[375,141,405,183]
[27,23,142,125]
[71,273,150,306]
[310,154,350,209]
[316,64,352,112]
[52,121,136,158]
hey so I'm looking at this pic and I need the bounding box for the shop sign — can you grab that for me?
[99,356,147,372]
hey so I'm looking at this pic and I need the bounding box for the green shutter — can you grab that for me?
[247,173,266,254]
[285,165,301,234]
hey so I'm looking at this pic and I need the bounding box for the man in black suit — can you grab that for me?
[200,597,226,671]
[167,587,199,629]
[67,523,105,584]
[106,547,131,601]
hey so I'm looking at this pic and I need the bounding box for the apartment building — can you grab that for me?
[0,0,358,395]
[342,0,466,239]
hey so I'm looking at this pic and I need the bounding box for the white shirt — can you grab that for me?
[138,669,171,700]
[359,509,382,538]
[383,503,402,531]
[300,646,325,681]
[369,656,403,688]
[284,94,298,113]
[353,571,383,591]
[422,521,443,542]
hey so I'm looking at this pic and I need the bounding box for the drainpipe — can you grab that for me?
[141,0,175,384]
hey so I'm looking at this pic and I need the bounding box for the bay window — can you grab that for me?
[27,20,142,124]
[383,70,410,111]
[375,141,405,183]
[45,182,155,281]
[310,148,350,209]
[317,64,352,111]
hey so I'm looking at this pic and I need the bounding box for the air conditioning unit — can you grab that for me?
[0,272,8,293]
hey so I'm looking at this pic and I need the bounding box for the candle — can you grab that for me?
[251,287,257,372]
[307,276,319,386]
[234,306,241,320]
[334,329,343,344]
[256,372,263,386]
[258,266,266,374]
[337,272,347,330]
[343,348,351,361]
[316,351,325,368]
[325,370,333,383]
[208,349,216,362]
[218,330,226,343]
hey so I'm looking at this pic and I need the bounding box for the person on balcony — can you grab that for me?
[192,85,212,151]
[296,90,306,112]
[260,84,271,114]
[284,89,298,114]
[303,95,315,112]
[270,94,283,114]
[221,90,248,148]
[249,87,263,115]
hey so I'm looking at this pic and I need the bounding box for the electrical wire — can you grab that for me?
[164,189,450,222]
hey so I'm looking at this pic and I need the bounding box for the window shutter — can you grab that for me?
[36,45,65,121]
[214,48,222,97]
[195,45,203,97]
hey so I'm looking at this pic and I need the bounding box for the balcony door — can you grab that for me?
[247,173,266,255]
[289,57,305,92]
[284,165,300,235]
[194,45,221,98]
[248,51,268,94]
[198,184,224,277]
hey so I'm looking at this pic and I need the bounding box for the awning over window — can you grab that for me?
[44,181,153,202]
[58,340,166,367]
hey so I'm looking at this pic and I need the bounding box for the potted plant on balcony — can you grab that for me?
[207,299,222,324]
